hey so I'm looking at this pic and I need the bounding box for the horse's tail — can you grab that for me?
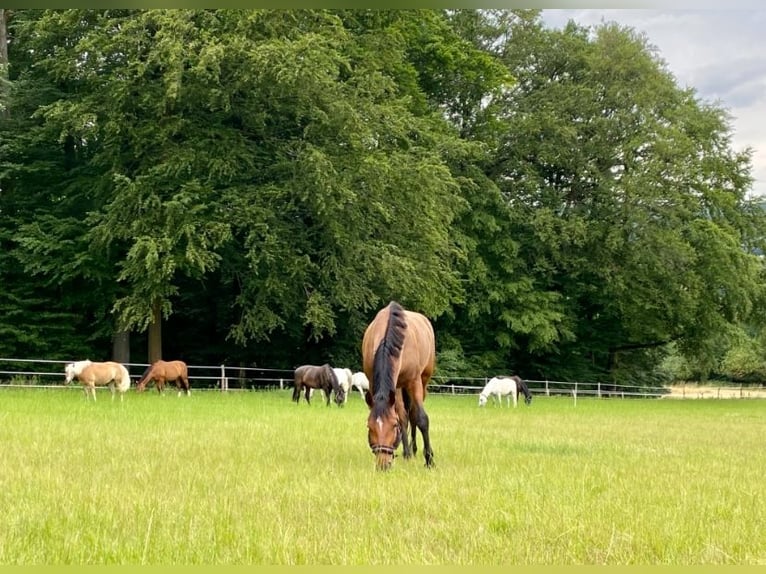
[292,367,303,402]
[117,364,131,393]
[373,301,407,397]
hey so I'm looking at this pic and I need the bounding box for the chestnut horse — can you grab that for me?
[136,360,191,396]
[64,359,131,402]
[362,301,435,471]
[293,364,344,406]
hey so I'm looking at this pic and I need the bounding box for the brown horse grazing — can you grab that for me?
[362,301,435,471]
[64,359,131,402]
[136,360,191,396]
[293,364,344,406]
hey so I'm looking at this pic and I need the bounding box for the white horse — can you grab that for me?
[351,371,369,398]
[65,359,131,402]
[478,376,529,408]
[332,367,352,404]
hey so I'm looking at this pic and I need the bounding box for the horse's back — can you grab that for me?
[362,302,435,391]
[294,364,325,385]
[80,361,127,385]
[489,376,517,395]
[402,309,435,380]
[352,371,369,389]
[166,360,188,376]
[153,359,187,377]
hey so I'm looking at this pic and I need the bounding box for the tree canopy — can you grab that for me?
[2,9,764,384]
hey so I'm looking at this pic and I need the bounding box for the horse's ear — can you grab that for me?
[364,390,373,408]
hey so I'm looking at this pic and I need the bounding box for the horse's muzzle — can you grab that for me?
[371,444,397,471]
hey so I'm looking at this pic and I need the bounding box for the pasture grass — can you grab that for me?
[0,387,764,565]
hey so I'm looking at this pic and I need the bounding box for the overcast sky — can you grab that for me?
[541,10,766,198]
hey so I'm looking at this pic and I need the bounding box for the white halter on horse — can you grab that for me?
[479,376,522,408]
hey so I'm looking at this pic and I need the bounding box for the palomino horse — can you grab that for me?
[351,371,369,398]
[478,375,533,407]
[293,364,344,406]
[136,360,191,396]
[64,359,131,402]
[362,301,435,471]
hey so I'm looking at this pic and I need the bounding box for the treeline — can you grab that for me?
[1,9,765,386]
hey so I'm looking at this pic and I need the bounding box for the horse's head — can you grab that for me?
[334,387,346,406]
[524,394,533,406]
[478,393,488,407]
[365,389,401,471]
[64,363,76,384]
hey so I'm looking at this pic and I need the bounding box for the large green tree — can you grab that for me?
[4,9,500,367]
[486,17,766,383]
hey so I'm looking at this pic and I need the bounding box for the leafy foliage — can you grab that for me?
[1,9,764,385]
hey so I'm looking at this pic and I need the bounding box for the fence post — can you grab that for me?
[597,381,601,398]
[545,379,549,397]
[451,384,455,395]
[573,381,577,407]
[220,364,227,392]
[279,378,283,390]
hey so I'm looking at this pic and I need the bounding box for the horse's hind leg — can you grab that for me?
[412,403,434,468]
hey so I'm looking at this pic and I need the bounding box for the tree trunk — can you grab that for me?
[148,298,162,363]
[0,10,7,67]
[112,329,130,364]
[1,9,8,118]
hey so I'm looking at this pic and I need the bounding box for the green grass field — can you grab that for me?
[0,388,764,565]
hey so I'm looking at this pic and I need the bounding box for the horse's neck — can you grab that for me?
[74,360,92,374]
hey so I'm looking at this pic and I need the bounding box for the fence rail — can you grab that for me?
[0,357,763,399]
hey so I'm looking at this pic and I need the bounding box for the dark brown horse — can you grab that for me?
[292,364,344,406]
[136,360,191,396]
[362,301,435,471]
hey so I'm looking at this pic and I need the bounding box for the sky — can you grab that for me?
[540,9,766,199]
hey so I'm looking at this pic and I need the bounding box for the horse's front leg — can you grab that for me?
[305,387,311,405]
[412,403,434,468]
[396,391,412,459]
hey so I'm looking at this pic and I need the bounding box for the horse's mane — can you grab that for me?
[137,364,155,387]
[323,364,340,392]
[515,376,532,401]
[371,301,407,416]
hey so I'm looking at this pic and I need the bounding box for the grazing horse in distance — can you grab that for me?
[351,371,369,398]
[479,375,532,408]
[136,360,191,396]
[332,367,353,405]
[293,364,344,406]
[362,301,435,471]
[64,359,131,402]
